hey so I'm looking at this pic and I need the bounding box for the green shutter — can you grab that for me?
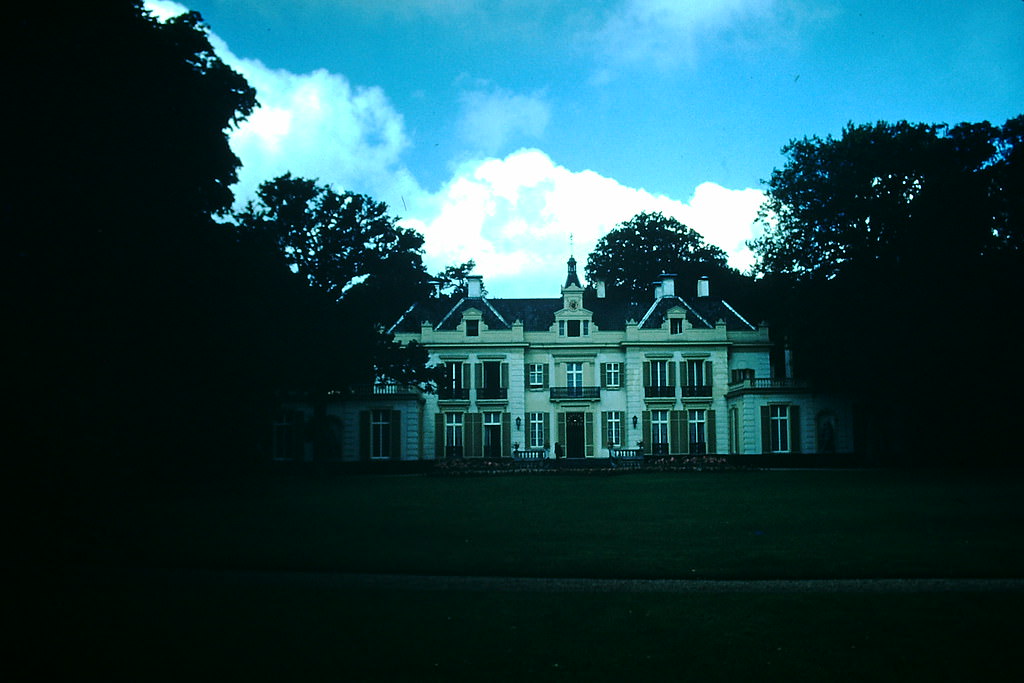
[761,406,771,454]
[474,363,483,389]
[501,363,509,389]
[435,413,445,458]
[601,411,609,448]
[705,361,713,389]
[790,406,801,453]
[502,412,511,457]
[668,361,676,387]
[671,410,686,455]
[542,413,550,448]
[643,361,651,387]
[557,412,566,453]
[461,363,471,391]
[600,363,607,388]
[390,410,401,460]
[642,411,651,454]
[542,364,549,388]
[465,413,482,457]
[707,410,717,454]
[585,412,594,457]
[359,410,370,461]
[681,361,689,387]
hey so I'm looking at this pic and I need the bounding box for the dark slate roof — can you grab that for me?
[390,291,757,334]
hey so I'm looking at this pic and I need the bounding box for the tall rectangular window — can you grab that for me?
[688,409,706,455]
[528,412,546,448]
[651,409,669,454]
[370,410,392,459]
[670,317,683,334]
[686,359,706,387]
[606,413,622,447]
[465,319,479,336]
[528,363,545,387]
[651,360,670,386]
[445,413,463,457]
[483,412,502,459]
[604,362,621,388]
[566,362,583,389]
[567,320,581,337]
[770,405,790,453]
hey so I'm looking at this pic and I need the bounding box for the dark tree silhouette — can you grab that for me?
[751,118,1024,463]
[585,211,754,306]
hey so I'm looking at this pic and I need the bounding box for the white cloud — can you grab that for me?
[456,83,550,156]
[401,149,764,297]
[590,0,779,70]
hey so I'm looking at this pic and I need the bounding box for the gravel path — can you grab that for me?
[62,567,1024,594]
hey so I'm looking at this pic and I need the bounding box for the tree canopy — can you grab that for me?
[750,117,1024,463]
[585,211,752,305]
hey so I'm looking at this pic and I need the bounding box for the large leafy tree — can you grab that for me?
[233,174,436,390]
[585,212,751,304]
[751,118,1024,463]
[8,2,259,478]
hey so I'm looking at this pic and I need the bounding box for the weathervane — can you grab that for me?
[569,232,574,258]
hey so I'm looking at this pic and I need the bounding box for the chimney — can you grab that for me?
[653,281,662,299]
[660,273,676,298]
[697,276,710,298]
[594,280,606,299]
[467,275,483,298]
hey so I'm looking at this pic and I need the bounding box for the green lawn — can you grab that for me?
[25,469,1024,681]
[77,469,1024,579]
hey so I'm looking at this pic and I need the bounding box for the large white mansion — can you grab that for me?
[274,258,854,462]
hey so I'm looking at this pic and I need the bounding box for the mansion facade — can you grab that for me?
[274,258,854,462]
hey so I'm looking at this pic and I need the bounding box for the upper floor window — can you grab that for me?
[528,363,546,387]
[650,360,670,386]
[686,359,709,387]
[465,319,479,336]
[670,317,684,334]
[559,319,590,336]
[603,362,621,388]
[566,362,583,389]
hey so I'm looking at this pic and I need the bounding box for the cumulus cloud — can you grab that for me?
[590,0,779,70]
[401,149,763,297]
[456,83,550,156]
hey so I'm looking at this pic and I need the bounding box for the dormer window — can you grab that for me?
[567,320,580,337]
[670,317,684,335]
[559,319,590,337]
[466,320,479,337]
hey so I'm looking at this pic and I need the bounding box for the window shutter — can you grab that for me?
[642,411,651,454]
[760,406,771,454]
[601,411,609,447]
[705,361,713,389]
[668,361,676,387]
[524,362,530,386]
[474,363,483,389]
[461,363,471,391]
[707,410,717,454]
[680,361,689,387]
[790,406,801,453]
[643,361,651,387]
[359,410,370,461]
[585,412,594,457]
[600,363,608,388]
[435,413,445,458]
[390,410,402,460]
[465,413,482,457]
[542,413,550,447]
[671,410,686,455]
[542,364,549,388]
[501,363,509,389]
[502,412,511,458]
[557,412,566,451]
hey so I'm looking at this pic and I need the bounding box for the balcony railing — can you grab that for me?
[437,387,470,401]
[476,387,508,400]
[350,383,420,397]
[644,385,675,398]
[727,378,809,391]
[550,386,601,400]
[681,385,712,398]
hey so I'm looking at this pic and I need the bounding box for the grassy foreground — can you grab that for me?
[22,469,1024,681]
[73,468,1024,579]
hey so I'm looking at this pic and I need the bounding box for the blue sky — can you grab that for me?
[149,0,1023,298]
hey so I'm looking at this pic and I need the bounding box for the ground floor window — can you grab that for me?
[528,412,546,448]
[605,412,622,448]
[651,409,669,455]
[770,405,790,453]
[370,409,392,459]
[483,412,502,459]
[688,409,707,455]
[445,413,463,457]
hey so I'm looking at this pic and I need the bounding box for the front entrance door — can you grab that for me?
[565,412,585,458]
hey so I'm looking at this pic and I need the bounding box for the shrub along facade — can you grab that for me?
[273,258,853,462]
